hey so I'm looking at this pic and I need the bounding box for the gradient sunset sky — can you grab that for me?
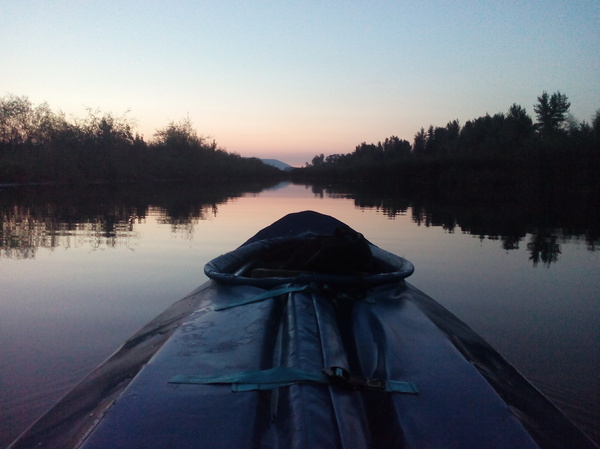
[2,1,599,166]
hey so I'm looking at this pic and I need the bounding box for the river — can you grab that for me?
[1,181,598,446]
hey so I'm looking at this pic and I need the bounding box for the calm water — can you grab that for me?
[1,182,598,446]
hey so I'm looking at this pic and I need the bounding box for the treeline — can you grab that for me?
[297,91,600,199]
[0,94,282,185]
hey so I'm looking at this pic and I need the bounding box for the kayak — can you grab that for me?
[9,211,597,449]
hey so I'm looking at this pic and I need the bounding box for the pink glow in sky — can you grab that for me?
[2,1,599,167]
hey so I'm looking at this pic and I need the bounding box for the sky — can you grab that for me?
[2,1,599,166]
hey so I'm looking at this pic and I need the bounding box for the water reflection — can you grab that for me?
[1,207,140,259]
[308,183,599,266]
[2,181,598,266]
[527,234,561,267]
[0,182,273,259]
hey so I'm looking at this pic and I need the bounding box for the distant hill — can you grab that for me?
[260,159,294,171]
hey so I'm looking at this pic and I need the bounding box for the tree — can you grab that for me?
[506,103,534,142]
[413,128,426,154]
[425,126,436,154]
[446,120,460,141]
[440,120,460,153]
[311,153,325,166]
[0,94,33,145]
[153,117,205,150]
[354,142,383,161]
[325,153,345,164]
[533,91,570,135]
[592,109,600,138]
[382,136,411,158]
[507,104,533,128]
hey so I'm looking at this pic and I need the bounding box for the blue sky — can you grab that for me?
[2,1,598,166]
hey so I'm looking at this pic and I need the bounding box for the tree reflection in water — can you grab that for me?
[308,182,599,266]
[1,181,598,266]
[527,234,561,267]
[0,182,273,259]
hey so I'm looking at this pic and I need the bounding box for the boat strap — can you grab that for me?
[214,285,309,311]
[169,366,418,394]
[215,284,375,311]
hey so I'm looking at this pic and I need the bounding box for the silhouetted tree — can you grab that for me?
[312,153,325,166]
[534,91,570,135]
[592,109,600,140]
[413,128,426,154]
[506,104,534,141]
[0,94,32,145]
[354,142,383,161]
[446,120,460,142]
[153,117,207,151]
[425,126,436,154]
[325,153,345,164]
[382,136,411,158]
[458,113,507,153]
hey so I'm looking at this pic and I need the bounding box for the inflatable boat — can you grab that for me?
[10,211,597,448]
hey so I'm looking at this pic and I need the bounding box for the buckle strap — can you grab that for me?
[215,283,378,312]
[323,366,386,391]
[323,366,417,393]
[214,285,309,311]
[170,366,324,391]
[169,366,417,394]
